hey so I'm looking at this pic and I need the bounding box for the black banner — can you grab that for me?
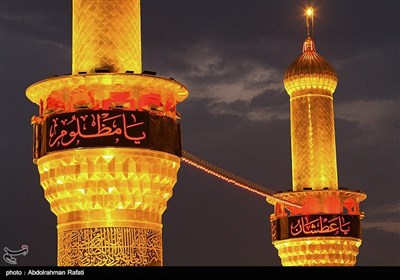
[34,110,182,159]
[271,214,361,242]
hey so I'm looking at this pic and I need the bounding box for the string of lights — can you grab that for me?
[181,150,301,208]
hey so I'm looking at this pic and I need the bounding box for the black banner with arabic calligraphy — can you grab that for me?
[271,214,361,242]
[33,110,182,159]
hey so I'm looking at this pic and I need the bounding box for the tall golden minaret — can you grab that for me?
[267,8,366,266]
[26,0,188,266]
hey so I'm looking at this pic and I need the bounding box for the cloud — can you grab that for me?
[333,41,399,102]
[207,91,399,132]
[335,99,399,146]
[1,13,40,22]
[363,203,400,234]
[208,92,398,142]
[34,37,68,51]
[208,91,289,122]
[368,203,400,216]
[1,3,71,49]
[336,100,398,128]
[171,41,283,103]
[363,222,400,234]
[156,39,288,122]
[163,38,398,136]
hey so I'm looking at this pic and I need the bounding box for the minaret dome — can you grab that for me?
[284,36,338,96]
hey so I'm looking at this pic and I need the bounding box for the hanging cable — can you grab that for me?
[181,150,301,208]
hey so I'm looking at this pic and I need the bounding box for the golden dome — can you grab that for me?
[284,36,338,96]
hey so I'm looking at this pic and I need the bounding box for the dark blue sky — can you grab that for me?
[0,0,399,266]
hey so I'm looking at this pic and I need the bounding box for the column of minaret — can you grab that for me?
[27,0,188,266]
[267,8,366,266]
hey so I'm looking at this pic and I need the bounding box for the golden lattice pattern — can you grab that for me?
[290,93,338,190]
[274,237,361,266]
[58,227,162,266]
[73,0,142,74]
[37,148,180,266]
[38,148,180,219]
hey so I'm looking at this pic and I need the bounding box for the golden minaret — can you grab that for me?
[267,8,366,266]
[26,0,188,266]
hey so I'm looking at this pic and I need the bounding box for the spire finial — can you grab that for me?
[303,7,316,53]
[306,7,314,37]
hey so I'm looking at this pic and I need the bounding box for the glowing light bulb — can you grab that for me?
[307,7,313,16]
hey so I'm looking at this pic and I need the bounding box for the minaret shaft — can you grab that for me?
[290,90,338,191]
[73,0,142,74]
[267,9,366,266]
[26,0,188,266]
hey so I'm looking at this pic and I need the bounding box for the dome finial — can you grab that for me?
[303,7,316,53]
[306,7,314,37]
[284,6,338,96]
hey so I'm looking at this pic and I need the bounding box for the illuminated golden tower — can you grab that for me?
[267,8,366,266]
[26,0,188,266]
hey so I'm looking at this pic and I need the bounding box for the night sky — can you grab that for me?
[0,0,399,266]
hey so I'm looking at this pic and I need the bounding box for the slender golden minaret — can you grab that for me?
[267,8,366,266]
[26,0,188,266]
